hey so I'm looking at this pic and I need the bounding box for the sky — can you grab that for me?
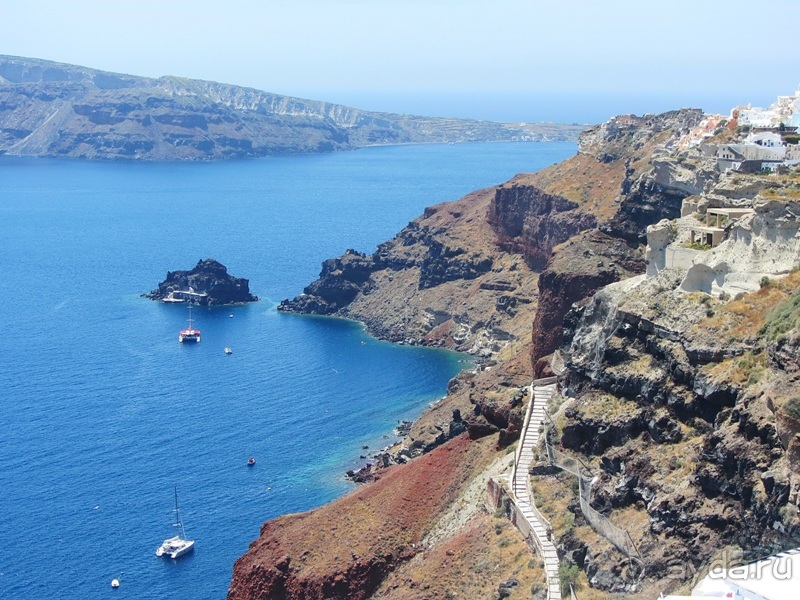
[1,0,797,124]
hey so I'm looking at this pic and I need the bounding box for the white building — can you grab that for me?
[738,107,778,128]
[745,132,784,148]
[738,86,800,129]
[716,142,785,172]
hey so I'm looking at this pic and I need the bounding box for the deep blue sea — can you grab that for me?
[0,141,575,599]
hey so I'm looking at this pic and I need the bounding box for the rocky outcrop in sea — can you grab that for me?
[144,258,258,306]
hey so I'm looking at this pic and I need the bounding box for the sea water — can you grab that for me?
[0,142,575,599]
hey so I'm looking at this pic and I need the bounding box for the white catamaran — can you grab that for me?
[178,305,201,343]
[156,486,195,559]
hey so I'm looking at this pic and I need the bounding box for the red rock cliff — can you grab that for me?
[228,435,491,600]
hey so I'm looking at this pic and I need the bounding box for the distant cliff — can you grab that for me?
[0,55,584,161]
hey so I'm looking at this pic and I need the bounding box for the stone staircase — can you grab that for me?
[511,380,561,600]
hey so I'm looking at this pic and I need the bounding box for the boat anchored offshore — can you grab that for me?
[156,486,195,559]
[178,305,201,343]
[224,347,233,355]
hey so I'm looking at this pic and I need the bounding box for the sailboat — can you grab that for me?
[178,305,201,343]
[156,486,195,559]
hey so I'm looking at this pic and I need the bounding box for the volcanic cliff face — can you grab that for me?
[546,268,800,592]
[228,435,542,600]
[489,109,713,370]
[0,55,584,161]
[145,258,258,305]
[532,171,800,592]
[280,186,539,358]
[279,108,706,355]
[276,108,723,482]
[530,230,645,376]
[234,110,800,599]
[487,181,597,270]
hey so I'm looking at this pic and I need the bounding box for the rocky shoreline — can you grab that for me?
[346,420,416,483]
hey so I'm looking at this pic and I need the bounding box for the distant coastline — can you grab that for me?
[0,55,585,162]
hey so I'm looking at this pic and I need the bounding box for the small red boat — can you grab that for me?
[247,457,255,466]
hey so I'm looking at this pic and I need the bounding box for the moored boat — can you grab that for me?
[178,305,201,343]
[156,486,195,559]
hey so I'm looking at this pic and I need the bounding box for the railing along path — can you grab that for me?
[510,378,561,600]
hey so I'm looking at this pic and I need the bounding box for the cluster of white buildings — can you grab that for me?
[676,86,800,174]
[737,86,800,129]
[715,130,800,173]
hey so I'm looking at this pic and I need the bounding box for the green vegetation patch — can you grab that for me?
[759,292,800,341]
[783,397,800,422]
[761,186,800,201]
[685,241,712,251]
[558,562,582,594]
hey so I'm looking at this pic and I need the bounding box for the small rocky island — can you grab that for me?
[144,258,258,306]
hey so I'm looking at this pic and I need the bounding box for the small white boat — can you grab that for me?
[111,572,122,588]
[224,347,233,355]
[156,486,195,559]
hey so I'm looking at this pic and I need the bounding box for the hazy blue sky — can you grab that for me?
[1,0,797,123]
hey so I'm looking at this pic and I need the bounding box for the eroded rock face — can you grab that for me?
[530,229,644,373]
[145,258,258,305]
[555,264,800,588]
[678,199,800,296]
[487,183,596,270]
[278,219,498,318]
[279,187,538,359]
[279,250,376,315]
[574,110,712,244]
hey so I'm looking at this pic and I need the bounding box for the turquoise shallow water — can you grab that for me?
[0,142,575,599]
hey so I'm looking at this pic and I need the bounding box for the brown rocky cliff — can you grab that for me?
[227,435,495,600]
[279,186,541,359]
[280,109,709,353]
[243,109,743,598]
[544,268,800,592]
[486,110,709,375]
[487,109,710,255]
[487,181,597,270]
[530,230,644,375]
